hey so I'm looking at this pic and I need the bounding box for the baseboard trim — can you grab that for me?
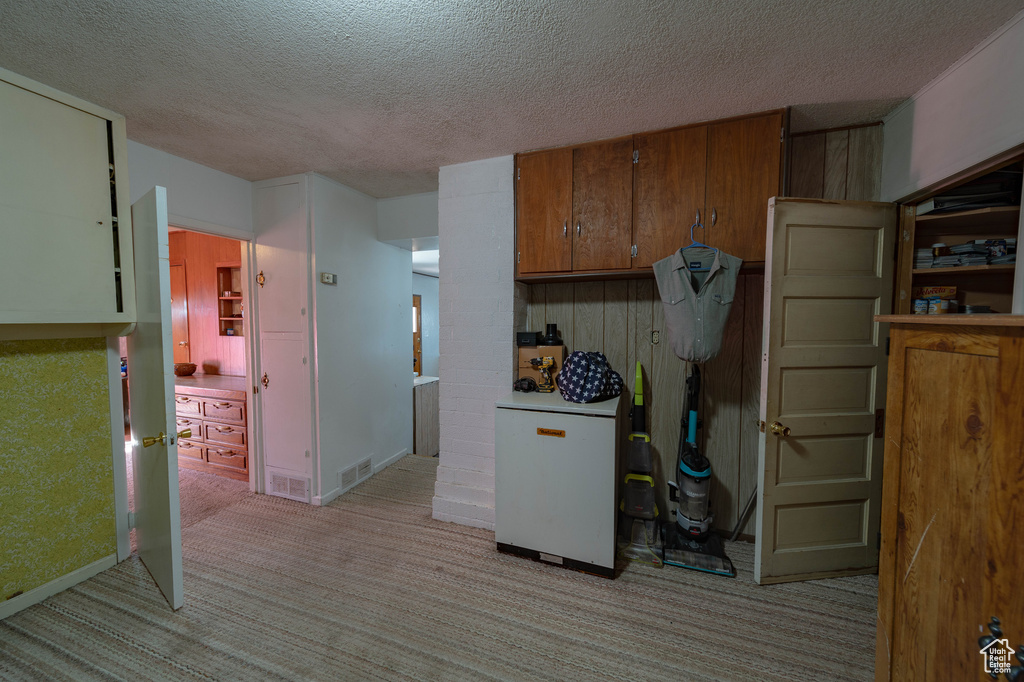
[375,448,407,473]
[313,486,341,507]
[0,554,117,620]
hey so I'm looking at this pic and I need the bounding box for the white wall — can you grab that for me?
[881,11,1024,202]
[432,156,515,530]
[413,274,440,377]
[377,191,440,245]
[310,175,413,500]
[127,141,253,236]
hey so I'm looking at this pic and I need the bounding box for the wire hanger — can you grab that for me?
[680,210,717,272]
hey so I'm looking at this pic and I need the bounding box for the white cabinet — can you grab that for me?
[494,392,620,577]
[0,67,135,338]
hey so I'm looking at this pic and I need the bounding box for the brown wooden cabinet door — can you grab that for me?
[572,138,633,271]
[516,148,572,275]
[705,113,783,262]
[633,126,708,269]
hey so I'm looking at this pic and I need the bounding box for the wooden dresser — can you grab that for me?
[874,315,1024,680]
[174,375,249,481]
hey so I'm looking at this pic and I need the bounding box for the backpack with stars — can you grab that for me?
[556,351,624,403]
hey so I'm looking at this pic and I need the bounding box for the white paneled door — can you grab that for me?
[126,186,184,609]
[755,198,896,585]
[252,178,315,491]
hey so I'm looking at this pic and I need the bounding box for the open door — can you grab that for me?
[754,198,896,584]
[126,186,184,609]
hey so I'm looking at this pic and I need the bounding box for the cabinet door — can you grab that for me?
[705,113,783,262]
[516,148,572,275]
[572,138,633,271]
[633,126,708,269]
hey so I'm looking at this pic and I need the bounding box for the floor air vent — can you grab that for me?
[357,458,372,481]
[269,472,310,503]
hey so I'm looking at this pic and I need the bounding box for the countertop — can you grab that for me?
[174,374,247,399]
[414,375,439,386]
[495,391,620,418]
[875,314,1024,327]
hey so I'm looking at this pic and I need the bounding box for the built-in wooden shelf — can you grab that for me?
[912,263,1016,275]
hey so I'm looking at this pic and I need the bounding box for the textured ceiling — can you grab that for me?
[2,1,1023,198]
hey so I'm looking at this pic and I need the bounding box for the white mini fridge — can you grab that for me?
[494,391,620,578]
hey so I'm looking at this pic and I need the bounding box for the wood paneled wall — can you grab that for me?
[789,123,883,202]
[526,274,764,537]
[169,230,246,377]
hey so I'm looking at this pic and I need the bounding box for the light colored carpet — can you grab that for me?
[126,451,253,531]
[1,455,877,681]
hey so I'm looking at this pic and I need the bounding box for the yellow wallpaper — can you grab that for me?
[0,338,116,602]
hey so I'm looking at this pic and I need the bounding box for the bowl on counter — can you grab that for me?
[173,362,197,376]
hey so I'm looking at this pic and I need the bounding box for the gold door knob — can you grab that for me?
[177,429,192,440]
[142,432,166,448]
[769,421,791,437]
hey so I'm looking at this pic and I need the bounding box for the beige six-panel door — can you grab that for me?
[755,198,896,584]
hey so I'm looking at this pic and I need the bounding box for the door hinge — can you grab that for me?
[780,127,786,143]
[875,408,885,439]
[127,511,136,530]
[516,167,520,181]
[253,385,259,394]
[632,150,639,164]
[517,252,520,264]
[631,244,637,258]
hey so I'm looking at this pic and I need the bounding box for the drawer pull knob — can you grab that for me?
[215,426,234,433]
[175,396,190,403]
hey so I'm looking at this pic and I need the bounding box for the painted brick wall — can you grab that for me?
[432,156,516,529]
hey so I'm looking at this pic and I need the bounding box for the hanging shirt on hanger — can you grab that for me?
[653,246,742,363]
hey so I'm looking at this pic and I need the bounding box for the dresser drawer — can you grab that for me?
[206,447,247,471]
[175,415,203,440]
[177,440,204,461]
[174,394,202,416]
[203,399,245,425]
[205,422,246,448]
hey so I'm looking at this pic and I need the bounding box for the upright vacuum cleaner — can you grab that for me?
[662,365,735,577]
[617,362,663,567]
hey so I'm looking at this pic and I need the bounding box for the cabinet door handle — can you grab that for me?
[711,208,717,226]
[563,221,567,238]
[212,401,233,408]
[175,396,191,403]
[214,426,234,433]
[576,222,581,236]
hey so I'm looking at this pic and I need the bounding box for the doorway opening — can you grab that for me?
[122,226,255,545]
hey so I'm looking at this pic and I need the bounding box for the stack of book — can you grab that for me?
[914,248,933,269]
[932,254,961,267]
[950,242,989,266]
[916,169,1021,216]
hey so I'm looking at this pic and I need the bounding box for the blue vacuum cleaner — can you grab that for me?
[662,365,735,577]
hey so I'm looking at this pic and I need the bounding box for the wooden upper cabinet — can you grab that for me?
[704,112,784,262]
[633,126,708,269]
[572,138,633,271]
[514,109,785,279]
[516,147,572,275]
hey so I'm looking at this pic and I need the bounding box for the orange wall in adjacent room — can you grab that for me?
[169,230,246,376]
